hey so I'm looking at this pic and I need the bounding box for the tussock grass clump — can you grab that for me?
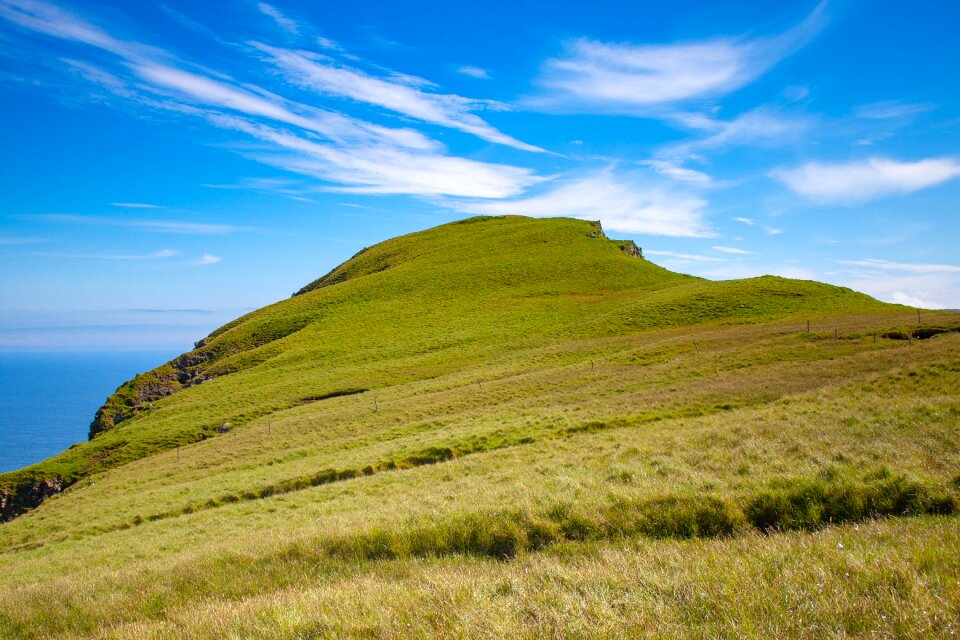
[746,469,956,532]
[323,496,747,562]
[326,511,529,560]
[881,330,911,340]
[913,326,959,340]
[880,324,960,341]
[296,388,368,404]
[321,470,953,562]
[623,496,747,539]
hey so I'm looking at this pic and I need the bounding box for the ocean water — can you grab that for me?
[0,351,177,474]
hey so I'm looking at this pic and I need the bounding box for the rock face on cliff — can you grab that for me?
[86,349,221,439]
[88,364,183,438]
[0,477,63,522]
[618,241,643,259]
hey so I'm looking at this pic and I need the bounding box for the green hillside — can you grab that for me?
[1,215,959,639]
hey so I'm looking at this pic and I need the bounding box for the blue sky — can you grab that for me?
[1,0,958,350]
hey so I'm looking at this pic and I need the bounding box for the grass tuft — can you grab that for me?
[746,471,955,532]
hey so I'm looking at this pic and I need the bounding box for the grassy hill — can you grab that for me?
[1,215,958,639]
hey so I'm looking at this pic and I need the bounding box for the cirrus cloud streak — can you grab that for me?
[531,2,826,112]
[447,170,712,237]
[772,157,960,204]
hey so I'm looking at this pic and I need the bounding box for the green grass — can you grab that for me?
[1,215,958,639]
[0,216,893,495]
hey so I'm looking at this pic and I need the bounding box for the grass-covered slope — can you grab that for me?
[0,215,885,512]
[1,215,959,639]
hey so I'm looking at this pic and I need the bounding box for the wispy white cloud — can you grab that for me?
[447,170,712,237]
[0,234,47,245]
[457,65,490,79]
[213,115,541,198]
[646,249,725,262]
[712,245,756,255]
[134,220,244,234]
[664,106,812,158]
[358,24,407,51]
[32,248,177,260]
[0,0,544,200]
[132,62,438,150]
[832,259,960,308]
[3,1,384,144]
[732,216,781,235]
[192,252,221,265]
[315,36,341,51]
[60,57,136,97]
[142,62,438,152]
[256,2,299,36]
[531,2,826,112]
[252,43,543,152]
[641,159,710,183]
[781,84,810,102]
[111,202,161,209]
[126,307,219,314]
[692,262,815,281]
[0,0,165,59]
[200,176,317,200]
[27,214,253,235]
[155,2,219,40]
[837,272,960,309]
[853,100,932,120]
[836,258,960,274]
[772,156,960,204]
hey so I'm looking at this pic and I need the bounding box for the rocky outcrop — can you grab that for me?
[88,365,182,439]
[0,477,64,522]
[87,311,314,440]
[618,241,643,259]
[88,350,214,439]
[584,222,642,259]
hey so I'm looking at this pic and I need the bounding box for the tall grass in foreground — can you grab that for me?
[8,517,960,639]
[0,468,954,639]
